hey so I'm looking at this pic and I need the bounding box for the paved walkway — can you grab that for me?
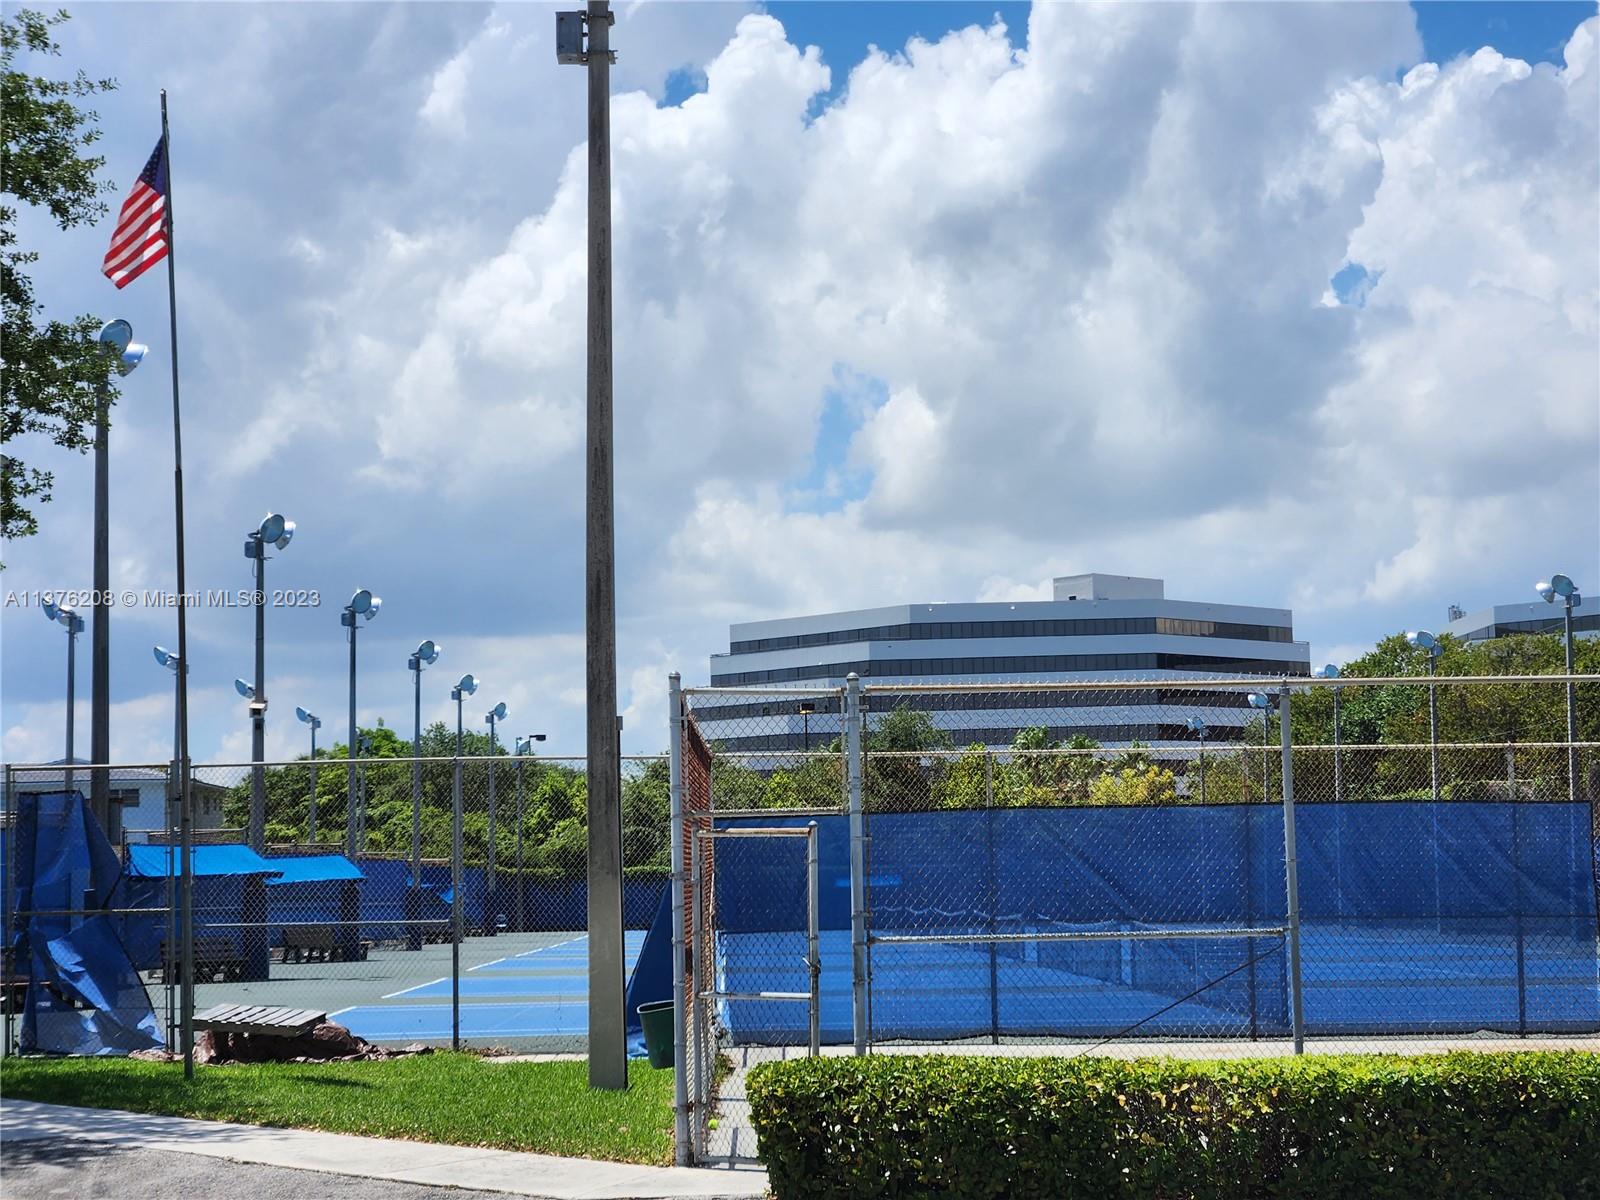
[1,1101,768,1200]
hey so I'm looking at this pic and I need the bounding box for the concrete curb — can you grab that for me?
[0,1100,768,1200]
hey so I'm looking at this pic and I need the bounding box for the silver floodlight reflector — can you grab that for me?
[363,595,382,621]
[349,588,375,614]
[296,705,316,724]
[457,673,479,696]
[1536,580,1555,602]
[1318,664,1341,679]
[259,513,287,543]
[97,319,133,355]
[416,640,441,665]
[235,678,256,699]
[1247,692,1271,710]
[153,645,178,668]
[489,701,508,722]
[1551,573,1577,598]
[1406,630,1438,652]
[1186,716,1207,734]
[42,599,60,623]
[117,343,147,376]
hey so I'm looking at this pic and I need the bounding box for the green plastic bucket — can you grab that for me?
[638,1000,675,1069]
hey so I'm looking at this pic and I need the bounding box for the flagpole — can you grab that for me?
[159,89,195,1082]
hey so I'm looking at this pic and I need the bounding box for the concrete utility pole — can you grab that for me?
[559,0,625,1091]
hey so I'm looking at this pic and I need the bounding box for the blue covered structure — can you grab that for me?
[267,854,364,959]
[705,802,1600,1044]
[9,792,161,1054]
[123,843,279,981]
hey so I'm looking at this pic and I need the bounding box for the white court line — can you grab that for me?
[472,933,588,972]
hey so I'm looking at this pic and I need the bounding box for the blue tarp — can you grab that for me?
[121,844,275,979]
[708,802,1600,1044]
[265,854,364,884]
[126,843,280,879]
[9,792,161,1054]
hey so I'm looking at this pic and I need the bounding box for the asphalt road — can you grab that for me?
[4,1140,525,1200]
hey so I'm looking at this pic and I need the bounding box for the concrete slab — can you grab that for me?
[1,1100,768,1200]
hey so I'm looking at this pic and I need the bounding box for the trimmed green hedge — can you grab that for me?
[747,1052,1600,1199]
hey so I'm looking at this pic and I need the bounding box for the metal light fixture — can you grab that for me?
[1318,665,1344,803]
[1247,692,1273,800]
[234,678,256,700]
[512,733,547,934]
[241,512,295,850]
[447,669,479,1032]
[340,587,382,855]
[406,638,443,905]
[45,601,86,792]
[296,706,322,842]
[1185,716,1208,804]
[1537,573,1583,803]
[484,700,509,922]
[1407,631,1442,803]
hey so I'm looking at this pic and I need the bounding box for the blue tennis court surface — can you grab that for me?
[336,931,645,1043]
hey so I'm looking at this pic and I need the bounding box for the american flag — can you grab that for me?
[102,138,169,289]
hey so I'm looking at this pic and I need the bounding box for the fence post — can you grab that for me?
[452,753,463,1052]
[984,750,1000,1045]
[1508,740,1527,1035]
[807,821,821,1057]
[3,763,11,1058]
[690,834,706,1162]
[667,673,690,1165]
[846,672,867,1056]
[1278,682,1305,1054]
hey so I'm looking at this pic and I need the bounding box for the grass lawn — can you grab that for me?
[0,1053,675,1164]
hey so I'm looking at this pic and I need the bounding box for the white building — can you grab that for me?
[1441,596,1598,643]
[6,760,227,838]
[695,574,1309,751]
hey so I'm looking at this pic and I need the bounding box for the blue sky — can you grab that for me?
[2,1,1595,765]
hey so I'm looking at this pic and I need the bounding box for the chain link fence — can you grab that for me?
[673,673,1600,1164]
[3,753,668,1061]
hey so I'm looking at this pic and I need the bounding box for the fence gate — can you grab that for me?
[688,821,820,1164]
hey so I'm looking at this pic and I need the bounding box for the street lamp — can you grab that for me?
[1318,664,1343,803]
[1407,631,1443,803]
[43,600,86,796]
[91,321,147,837]
[408,640,441,893]
[243,513,294,850]
[1248,691,1273,801]
[513,734,547,933]
[485,701,508,934]
[447,671,478,1050]
[341,588,381,855]
[1537,574,1583,803]
[1185,716,1208,804]
[296,706,321,843]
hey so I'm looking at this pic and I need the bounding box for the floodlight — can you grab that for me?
[296,706,320,727]
[1318,664,1340,679]
[42,599,60,623]
[1536,580,1555,603]
[97,320,133,355]
[1551,573,1577,599]
[488,701,508,723]
[1186,716,1207,735]
[258,513,294,550]
[1247,692,1271,710]
[1406,630,1439,654]
[117,343,147,376]
[154,645,179,669]
[44,601,81,632]
[349,588,376,615]
[235,678,256,700]
[364,596,381,620]
[415,640,441,665]
[456,673,479,696]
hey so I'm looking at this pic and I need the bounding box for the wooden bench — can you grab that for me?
[194,1003,326,1037]
[281,925,368,964]
[155,935,247,983]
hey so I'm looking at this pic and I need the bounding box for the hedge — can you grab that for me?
[747,1051,1600,1199]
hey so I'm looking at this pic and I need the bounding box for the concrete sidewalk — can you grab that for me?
[1,1100,768,1200]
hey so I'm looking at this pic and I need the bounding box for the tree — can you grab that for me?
[2,8,119,543]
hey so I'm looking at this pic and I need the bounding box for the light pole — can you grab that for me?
[91,320,146,838]
[449,672,478,1051]
[43,601,85,796]
[514,733,547,933]
[341,588,381,855]
[296,706,321,843]
[1407,631,1442,803]
[1185,716,1207,804]
[1248,692,1273,801]
[1537,574,1582,803]
[485,701,508,934]
[153,644,182,1048]
[154,647,182,771]
[353,732,373,854]
[242,513,294,850]
[799,700,816,752]
[558,0,626,1090]
[408,640,441,890]
[1318,664,1343,803]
